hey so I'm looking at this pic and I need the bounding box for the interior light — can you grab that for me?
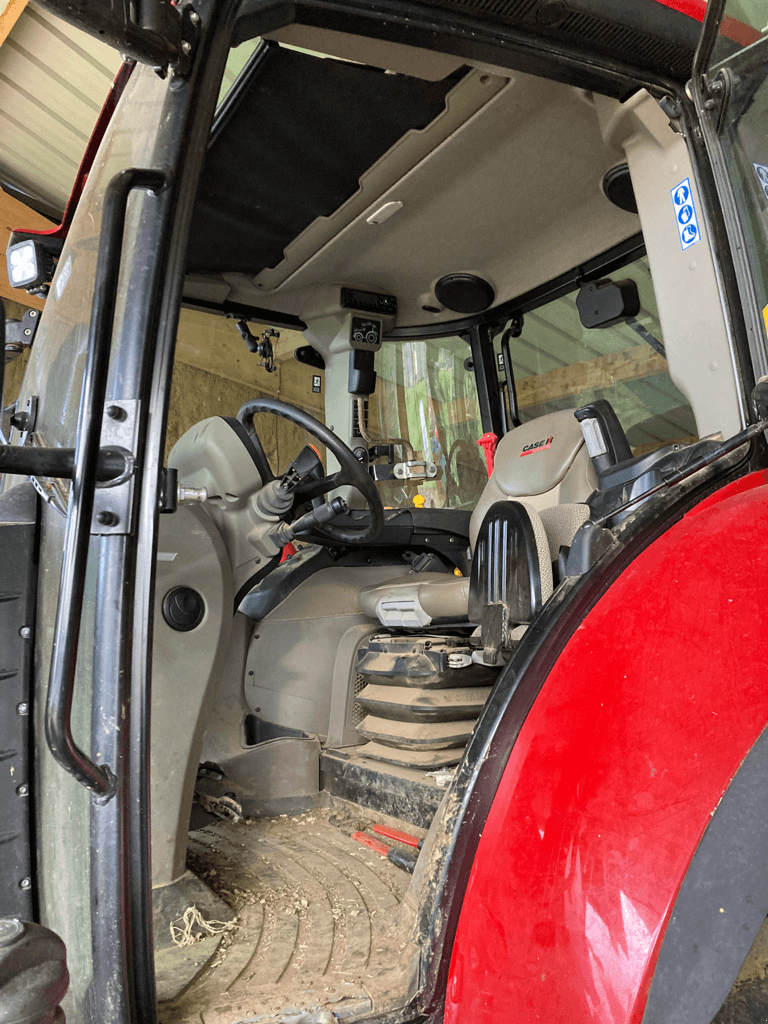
[366,201,403,225]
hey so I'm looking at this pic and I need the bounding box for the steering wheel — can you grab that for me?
[237,396,385,544]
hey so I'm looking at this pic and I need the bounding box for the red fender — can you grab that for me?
[446,471,768,1023]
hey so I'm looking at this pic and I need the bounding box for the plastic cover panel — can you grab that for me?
[469,500,546,664]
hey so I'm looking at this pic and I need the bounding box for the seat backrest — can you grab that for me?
[469,410,595,550]
[468,499,552,664]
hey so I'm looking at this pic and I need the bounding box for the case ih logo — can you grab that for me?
[520,435,554,456]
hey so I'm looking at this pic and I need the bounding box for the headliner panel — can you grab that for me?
[219,68,641,325]
[186,44,464,276]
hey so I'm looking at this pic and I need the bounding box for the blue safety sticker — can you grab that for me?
[671,178,701,250]
[754,163,768,201]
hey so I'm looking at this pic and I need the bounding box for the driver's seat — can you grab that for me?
[358,410,595,628]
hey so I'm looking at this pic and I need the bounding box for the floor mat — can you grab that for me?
[158,809,417,1024]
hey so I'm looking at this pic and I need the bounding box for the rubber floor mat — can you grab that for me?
[158,809,416,1024]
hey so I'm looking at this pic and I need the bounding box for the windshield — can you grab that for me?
[371,336,486,511]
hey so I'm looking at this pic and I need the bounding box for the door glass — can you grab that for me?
[496,255,697,455]
[708,22,768,348]
[371,336,487,510]
[710,2,766,66]
[216,37,262,108]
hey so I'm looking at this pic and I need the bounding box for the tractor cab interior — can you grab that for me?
[140,15,747,1022]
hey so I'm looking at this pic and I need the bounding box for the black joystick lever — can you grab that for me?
[574,399,633,477]
[270,496,348,546]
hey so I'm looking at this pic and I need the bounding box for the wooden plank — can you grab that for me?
[0,0,26,47]
[0,188,51,309]
[516,342,668,408]
[175,309,324,416]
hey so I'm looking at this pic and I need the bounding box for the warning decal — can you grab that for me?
[754,163,768,201]
[671,178,701,251]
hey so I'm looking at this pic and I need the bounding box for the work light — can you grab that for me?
[6,238,50,290]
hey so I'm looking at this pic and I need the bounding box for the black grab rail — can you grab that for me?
[45,167,165,799]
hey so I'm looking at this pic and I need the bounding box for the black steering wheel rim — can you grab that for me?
[237,396,385,544]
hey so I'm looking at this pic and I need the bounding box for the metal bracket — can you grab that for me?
[91,400,139,535]
[10,396,38,447]
[393,460,438,481]
[164,4,199,80]
[5,309,41,359]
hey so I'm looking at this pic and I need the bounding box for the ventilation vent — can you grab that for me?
[558,10,687,74]
[350,673,367,728]
[412,0,694,79]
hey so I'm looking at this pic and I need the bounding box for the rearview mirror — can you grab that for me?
[576,277,640,329]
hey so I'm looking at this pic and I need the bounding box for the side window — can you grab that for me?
[497,256,697,455]
[371,337,487,510]
[166,309,326,471]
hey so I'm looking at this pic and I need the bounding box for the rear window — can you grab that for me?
[497,255,697,456]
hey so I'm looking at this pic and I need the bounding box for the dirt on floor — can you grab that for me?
[157,808,422,1024]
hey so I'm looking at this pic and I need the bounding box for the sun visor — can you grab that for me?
[186,44,464,276]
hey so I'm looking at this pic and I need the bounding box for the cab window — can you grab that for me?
[370,336,487,510]
[498,255,697,455]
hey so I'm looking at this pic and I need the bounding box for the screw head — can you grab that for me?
[28,310,37,318]
[96,511,119,527]
[181,39,192,54]
[18,878,31,891]
[19,626,31,638]
[23,328,31,336]
[16,703,28,716]
[189,9,200,24]
[106,404,127,421]
[16,784,28,796]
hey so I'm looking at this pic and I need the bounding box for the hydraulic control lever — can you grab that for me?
[575,398,633,478]
[268,495,348,545]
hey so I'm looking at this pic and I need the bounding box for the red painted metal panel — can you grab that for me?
[446,471,768,1023]
[650,0,760,47]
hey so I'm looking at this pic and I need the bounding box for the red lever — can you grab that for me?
[352,831,389,856]
[372,824,423,850]
[477,432,499,477]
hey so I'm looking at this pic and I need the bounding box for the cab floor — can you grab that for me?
[157,809,416,1024]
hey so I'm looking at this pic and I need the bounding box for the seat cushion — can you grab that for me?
[538,503,591,560]
[358,572,470,628]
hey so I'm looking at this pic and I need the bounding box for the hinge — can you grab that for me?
[700,68,732,136]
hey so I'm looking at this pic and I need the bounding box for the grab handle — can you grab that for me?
[45,168,165,798]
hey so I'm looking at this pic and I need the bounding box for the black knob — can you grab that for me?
[162,587,205,632]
